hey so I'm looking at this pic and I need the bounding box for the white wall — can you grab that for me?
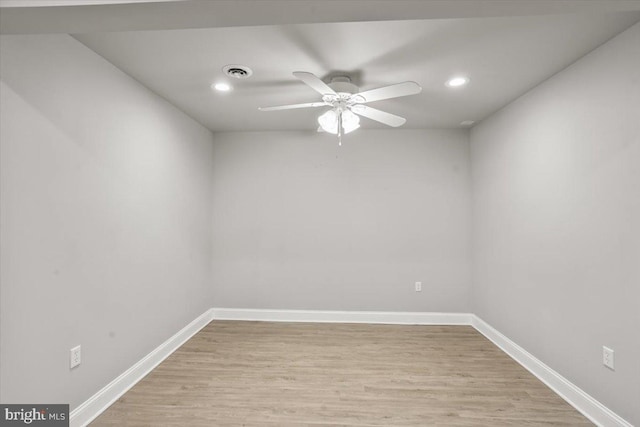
[0,34,214,409]
[211,129,471,312]
[471,23,640,425]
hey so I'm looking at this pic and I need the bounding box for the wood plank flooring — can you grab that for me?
[91,321,591,426]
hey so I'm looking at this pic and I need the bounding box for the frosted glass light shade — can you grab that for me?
[318,109,338,133]
[318,109,360,134]
[341,110,360,134]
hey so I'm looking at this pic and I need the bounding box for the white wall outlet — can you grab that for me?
[602,346,614,370]
[415,282,422,292]
[70,345,81,369]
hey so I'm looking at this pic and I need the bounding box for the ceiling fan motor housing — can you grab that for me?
[328,76,359,94]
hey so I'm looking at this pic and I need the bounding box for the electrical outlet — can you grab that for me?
[70,345,81,369]
[602,346,614,370]
[415,282,422,292]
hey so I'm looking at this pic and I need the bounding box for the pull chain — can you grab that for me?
[337,110,343,146]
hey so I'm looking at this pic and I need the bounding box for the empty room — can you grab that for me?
[0,1,638,426]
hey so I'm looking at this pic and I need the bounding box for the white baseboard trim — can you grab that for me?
[471,315,632,427]
[211,308,473,325]
[69,308,215,427]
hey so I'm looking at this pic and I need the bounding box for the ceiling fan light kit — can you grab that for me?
[259,71,422,145]
[318,109,360,136]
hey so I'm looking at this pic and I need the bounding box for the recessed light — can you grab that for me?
[460,120,475,126]
[446,76,469,88]
[212,82,231,92]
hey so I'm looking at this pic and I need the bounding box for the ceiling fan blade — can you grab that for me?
[351,105,406,127]
[293,71,337,96]
[355,81,422,103]
[258,102,328,111]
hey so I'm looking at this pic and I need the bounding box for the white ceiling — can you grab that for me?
[3,0,639,132]
[74,12,639,131]
[0,0,178,7]
[3,1,640,34]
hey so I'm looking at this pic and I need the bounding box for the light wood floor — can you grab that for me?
[91,321,591,426]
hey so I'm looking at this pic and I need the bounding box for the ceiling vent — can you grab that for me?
[223,65,253,79]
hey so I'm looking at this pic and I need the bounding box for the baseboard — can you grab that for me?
[211,308,473,325]
[471,315,632,427]
[69,308,215,427]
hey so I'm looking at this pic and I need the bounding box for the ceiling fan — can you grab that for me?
[259,72,422,145]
